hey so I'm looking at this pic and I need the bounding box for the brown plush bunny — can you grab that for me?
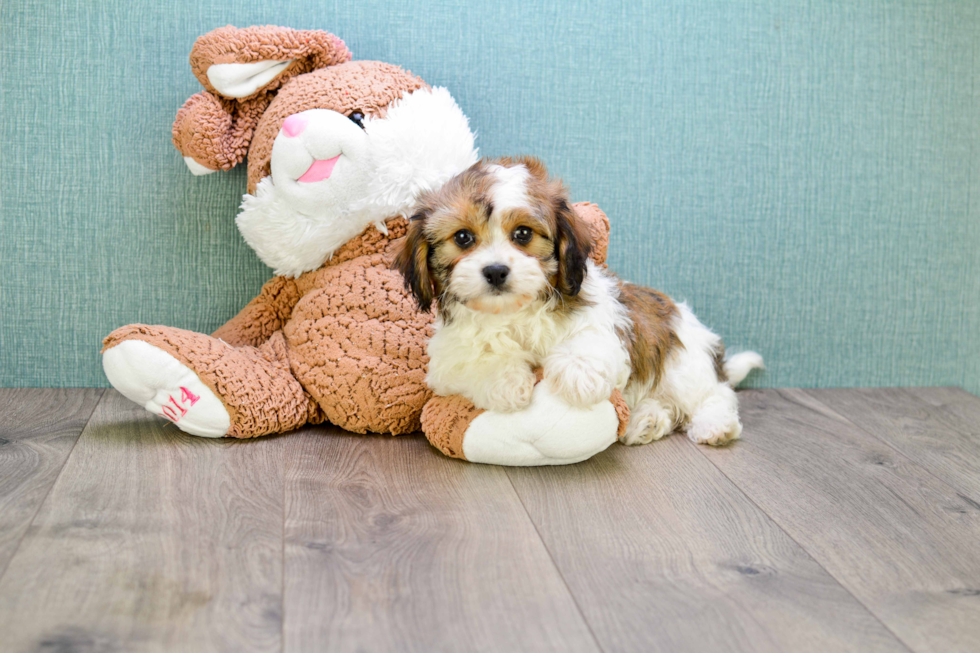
[103,25,626,465]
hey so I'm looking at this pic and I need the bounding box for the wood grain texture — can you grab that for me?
[0,388,103,579]
[5,386,980,651]
[282,427,598,653]
[702,389,980,653]
[811,387,980,504]
[506,435,907,653]
[0,390,285,653]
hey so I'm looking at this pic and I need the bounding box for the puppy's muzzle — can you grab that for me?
[482,264,510,289]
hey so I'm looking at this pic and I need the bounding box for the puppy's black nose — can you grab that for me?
[482,264,510,288]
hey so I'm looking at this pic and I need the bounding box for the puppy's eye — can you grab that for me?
[348,111,365,129]
[512,226,534,245]
[453,229,475,248]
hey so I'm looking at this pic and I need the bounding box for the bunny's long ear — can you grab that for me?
[190,25,351,99]
[173,25,352,174]
[571,202,610,266]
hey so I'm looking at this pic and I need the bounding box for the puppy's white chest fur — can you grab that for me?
[426,262,633,411]
[434,298,565,367]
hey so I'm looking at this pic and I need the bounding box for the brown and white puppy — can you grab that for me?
[395,157,763,445]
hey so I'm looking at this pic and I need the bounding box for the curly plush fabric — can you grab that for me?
[420,395,485,460]
[577,202,610,267]
[284,224,432,435]
[173,93,269,172]
[611,389,630,440]
[211,219,431,434]
[105,219,433,437]
[212,275,300,348]
[172,26,427,191]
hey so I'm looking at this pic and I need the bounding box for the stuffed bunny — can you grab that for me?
[103,25,626,465]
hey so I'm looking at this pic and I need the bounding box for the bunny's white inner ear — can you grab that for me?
[206,60,294,98]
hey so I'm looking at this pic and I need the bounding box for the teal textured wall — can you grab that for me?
[1,1,978,391]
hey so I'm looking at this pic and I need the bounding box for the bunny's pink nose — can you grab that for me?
[281,114,308,138]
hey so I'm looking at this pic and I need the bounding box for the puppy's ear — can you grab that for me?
[393,212,437,312]
[553,197,593,297]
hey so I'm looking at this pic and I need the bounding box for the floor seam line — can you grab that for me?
[691,394,917,653]
[280,435,288,653]
[0,388,106,584]
[504,469,607,653]
[804,387,980,506]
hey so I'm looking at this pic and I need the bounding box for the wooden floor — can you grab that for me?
[1,388,979,652]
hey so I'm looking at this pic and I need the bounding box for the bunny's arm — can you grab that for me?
[212,276,301,348]
[173,92,270,173]
[573,202,610,266]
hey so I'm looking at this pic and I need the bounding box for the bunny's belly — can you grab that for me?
[283,258,434,434]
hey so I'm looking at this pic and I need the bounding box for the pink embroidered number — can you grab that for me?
[181,386,201,406]
[160,386,201,422]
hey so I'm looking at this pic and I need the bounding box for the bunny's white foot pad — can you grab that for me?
[462,383,619,466]
[103,340,231,438]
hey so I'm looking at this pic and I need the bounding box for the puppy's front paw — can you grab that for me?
[545,357,613,408]
[621,400,673,445]
[476,368,536,412]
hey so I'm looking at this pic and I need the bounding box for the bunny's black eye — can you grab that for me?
[454,229,475,248]
[348,111,365,129]
[512,226,534,245]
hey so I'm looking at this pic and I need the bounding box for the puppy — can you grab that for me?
[394,156,763,445]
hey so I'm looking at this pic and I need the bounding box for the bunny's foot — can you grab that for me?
[103,325,320,438]
[103,339,230,437]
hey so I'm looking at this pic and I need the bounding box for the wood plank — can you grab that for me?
[283,427,599,653]
[701,388,980,653]
[0,388,103,578]
[505,434,907,653]
[0,390,285,653]
[810,387,980,503]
